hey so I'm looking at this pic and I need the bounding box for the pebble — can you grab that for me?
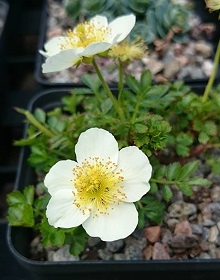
[47,245,80,261]
[143,226,161,243]
[152,242,170,260]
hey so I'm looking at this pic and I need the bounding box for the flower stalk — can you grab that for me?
[92,58,126,121]
[15,107,55,138]
[202,39,220,102]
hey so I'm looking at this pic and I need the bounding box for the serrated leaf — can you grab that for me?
[125,74,139,94]
[7,204,34,227]
[178,182,193,196]
[50,230,65,247]
[140,195,165,224]
[140,70,152,92]
[198,131,209,144]
[82,74,101,92]
[7,191,26,206]
[34,108,46,123]
[133,123,148,133]
[69,227,88,256]
[177,161,199,181]
[48,117,66,132]
[162,185,173,202]
[204,121,217,136]
[34,194,51,216]
[176,144,190,157]
[187,177,211,187]
[101,98,112,114]
[149,181,158,194]
[166,162,181,180]
[23,185,35,205]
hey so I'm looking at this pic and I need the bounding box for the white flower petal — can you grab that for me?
[46,190,90,228]
[82,202,138,241]
[75,128,119,165]
[82,42,112,56]
[109,14,136,43]
[90,15,108,28]
[42,36,67,56]
[117,146,152,202]
[42,49,82,73]
[44,160,77,196]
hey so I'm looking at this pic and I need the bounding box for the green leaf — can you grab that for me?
[40,216,65,247]
[138,195,165,224]
[198,131,209,144]
[178,182,193,196]
[7,191,26,206]
[133,123,148,133]
[176,144,190,157]
[187,177,211,187]
[7,203,34,227]
[23,185,35,205]
[34,194,51,216]
[204,121,217,136]
[207,157,220,175]
[149,181,158,194]
[34,108,46,123]
[48,116,66,132]
[125,74,139,94]
[166,162,181,180]
[82,74,101,92]
[177,161,199,181]
[140,70,152,92]
[162,185,173,202]
[101,98,113,114]
[69,227,89,256]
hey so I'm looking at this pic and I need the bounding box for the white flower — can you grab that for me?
[40,14,136,73]
[44,127,152,241]
[205,0,220,12]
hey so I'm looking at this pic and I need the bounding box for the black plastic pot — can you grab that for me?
[6,86,220,280]
[0,0,9,90]
[34,0,220,88]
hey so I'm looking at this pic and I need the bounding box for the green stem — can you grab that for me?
[15,107,54,138]
[92,58,126,121]
[118,59,124,100]
[202,39,220,102]
[131,92,143,123]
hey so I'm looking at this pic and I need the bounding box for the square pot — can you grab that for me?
[6,86,220,280]
[34,0,220,88]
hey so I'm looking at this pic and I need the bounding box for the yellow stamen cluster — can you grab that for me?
[72,157,125,216]
[108,37,147,62]
[60,21,111,50]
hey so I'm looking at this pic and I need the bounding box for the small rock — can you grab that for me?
[202,59,213,76]
[174,220,192,236]
[106,239,124,253]
[168,234,198,249]
[208,226,219,243]
[152,242,170,259]
[211,186,220,202]
[47,245,79,261]
[194,41,212,58]
[167,201,197,219]
[143,226,161,243]
[142,245,153,259]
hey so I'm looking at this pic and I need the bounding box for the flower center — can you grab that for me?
[108,37,147,62]
[61,21,111,50]
[72,157,125,216]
